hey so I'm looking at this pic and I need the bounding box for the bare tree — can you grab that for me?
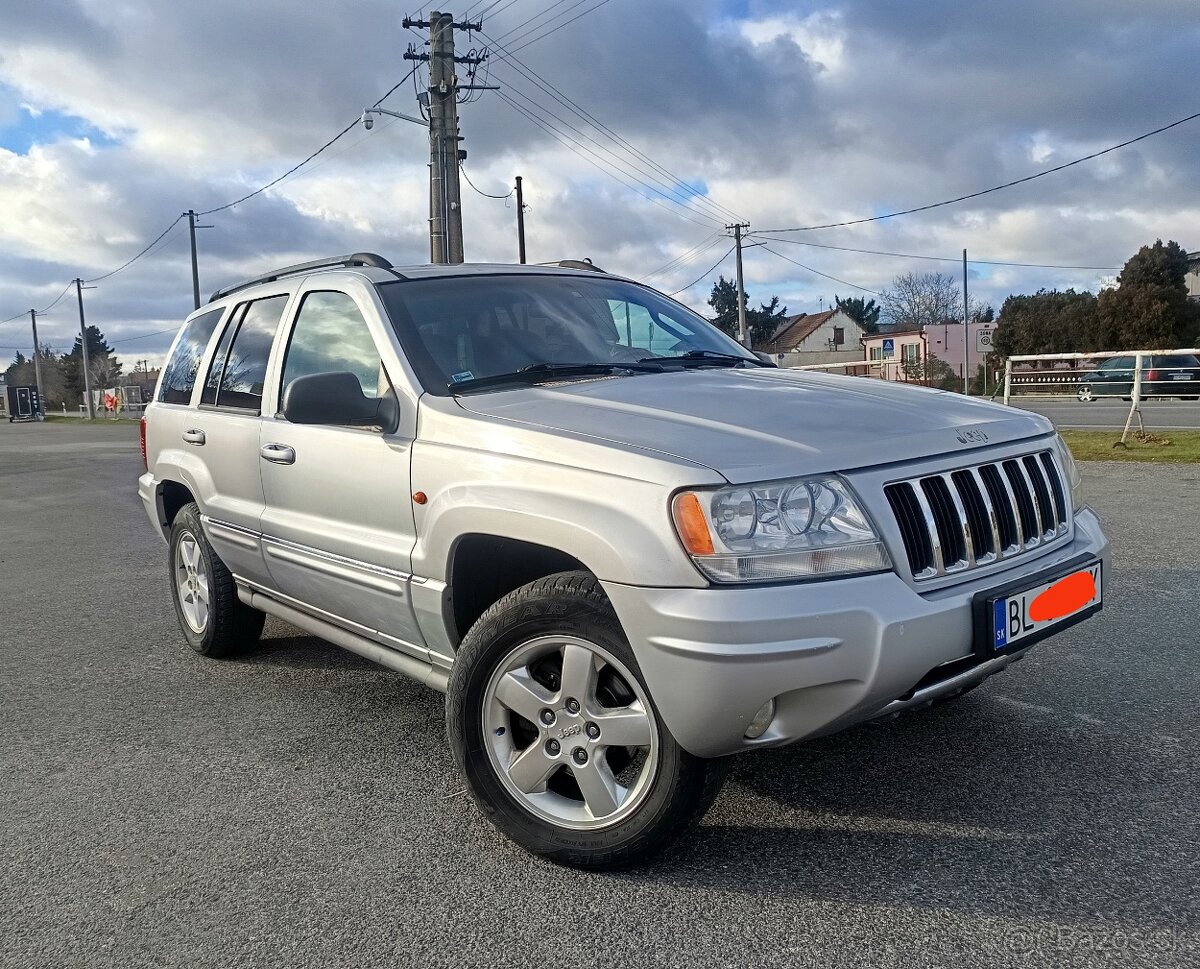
[881,272,962,330]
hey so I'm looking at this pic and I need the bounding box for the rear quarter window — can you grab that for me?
[157,308,226,404]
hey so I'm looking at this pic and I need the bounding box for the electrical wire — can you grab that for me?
[0,281,82,329]
[750,234,1121,272]
[496,92,720,231]
[497,78,726,227]
[667,244,736,297]
[759,245,883,296]
[197,65,421,216]
[759,108,1200,233]
[644,233,724,280]
[509,0,616,53]
[460,165,514,199]
[83,214,186,283]
[481,29,746,226]
[488,0,575,45]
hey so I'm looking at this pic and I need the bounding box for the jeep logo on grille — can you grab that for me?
[557,723,582,740]
[956,428,989,445]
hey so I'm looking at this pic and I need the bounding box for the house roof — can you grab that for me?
[757,309,840,352]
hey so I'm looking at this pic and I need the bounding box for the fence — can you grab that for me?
[1003,348,1200,443]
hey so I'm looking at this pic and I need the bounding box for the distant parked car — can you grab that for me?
[1076,354,1200,402]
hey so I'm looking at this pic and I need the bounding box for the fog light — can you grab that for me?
[744,698,776,739]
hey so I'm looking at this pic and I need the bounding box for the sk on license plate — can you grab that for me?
[992,563,1102,650]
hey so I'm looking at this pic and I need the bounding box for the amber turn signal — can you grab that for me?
[672,492,715,556]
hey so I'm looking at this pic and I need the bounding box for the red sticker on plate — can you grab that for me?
[1029,571,1097,622]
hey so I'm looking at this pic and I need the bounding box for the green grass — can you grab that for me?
[1060,429,1200,463]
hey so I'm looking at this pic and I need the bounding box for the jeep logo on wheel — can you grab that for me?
[557,723,582,740]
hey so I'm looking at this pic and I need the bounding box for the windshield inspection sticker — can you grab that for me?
[451,371,475,383]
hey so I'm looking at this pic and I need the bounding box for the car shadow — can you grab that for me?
[628,698,1193,933]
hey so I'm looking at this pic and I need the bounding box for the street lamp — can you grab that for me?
[360,107,426,129]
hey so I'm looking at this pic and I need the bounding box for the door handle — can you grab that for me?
[182,429,206,446]
[260,443,296,465]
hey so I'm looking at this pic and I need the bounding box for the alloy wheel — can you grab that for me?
[175,532,210,634]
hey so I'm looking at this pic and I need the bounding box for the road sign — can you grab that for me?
[882,338,895,358]
[976,328,995,354]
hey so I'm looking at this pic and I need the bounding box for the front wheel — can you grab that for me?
[447,571,726,868]
[168,502,265,658]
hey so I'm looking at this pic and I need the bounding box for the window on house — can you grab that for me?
[869,346,883,361]
[902,343,920,364]
[832,326,845,346]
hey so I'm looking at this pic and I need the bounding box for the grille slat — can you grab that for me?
[884,449,1070,581]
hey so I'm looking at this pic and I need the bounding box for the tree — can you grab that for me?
[62,325,123,405]
[993,289,1099,357]
[707,275,788,347]
[835,295,881,333]
[1094,240,1199,350]
[880,271,962,330]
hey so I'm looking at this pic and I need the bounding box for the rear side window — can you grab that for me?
[157,308,225,404]
[201,294,289,413]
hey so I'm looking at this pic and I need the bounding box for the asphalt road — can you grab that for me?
[2,421,1197,969]
[1010,397,1200,430]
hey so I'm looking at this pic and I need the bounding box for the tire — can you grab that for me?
[1076,385,1095,402]
[168,502,265,658]
[447,571,727,869]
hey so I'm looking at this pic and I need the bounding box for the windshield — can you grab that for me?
[377,273,756,394]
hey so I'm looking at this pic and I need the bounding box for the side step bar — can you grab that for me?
[242,587,450,692]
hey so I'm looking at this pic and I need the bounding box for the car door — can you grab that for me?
[188,292,292,584]
[1096,355,1133,396]
[256,286,425,655]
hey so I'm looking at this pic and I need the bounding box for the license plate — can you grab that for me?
[989,561,1102,652]
[1169,373,1190,380]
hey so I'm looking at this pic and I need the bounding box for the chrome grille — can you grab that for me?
[884,449,1070,580]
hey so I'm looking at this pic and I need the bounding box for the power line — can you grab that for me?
[460,165,514,199]
[496,92,721,230]
[0,281,78,328]
[667,243,736,297]
[759,108,1200,233]
[644,233,724,279]
[509,0,616,53]
[751,234,1121,272]
[759,245,884,296]
[481,29,746,226]
[488,0,576,45]
[198,66,421,216]
[84,214,185,283]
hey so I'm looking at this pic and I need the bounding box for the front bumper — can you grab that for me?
[603,507,1108,758]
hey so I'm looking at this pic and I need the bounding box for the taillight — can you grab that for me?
[1145,370,1158,382]
[139,415,148,470]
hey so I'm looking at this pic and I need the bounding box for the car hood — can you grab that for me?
[454,367,1054,483]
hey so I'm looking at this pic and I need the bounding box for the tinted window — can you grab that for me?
[200,305,243,406]
[203,295,288,412]
[1156,355,1199,367]
[281,292,384,402]
[158,308,225,404]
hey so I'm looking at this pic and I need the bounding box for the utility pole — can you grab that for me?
[74,278,95,419]
[727,223,751,347]
[962,248,970,396]
[185,209,213,310]
[515,175,527,264]
[404,12,490,264]
[29,309,45,415]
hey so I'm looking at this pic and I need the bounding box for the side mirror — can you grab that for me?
[281,372,399,433]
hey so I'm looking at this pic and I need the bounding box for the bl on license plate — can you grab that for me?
[992,563,1102,650]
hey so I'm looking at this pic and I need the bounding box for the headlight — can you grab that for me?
[671,476,891,584]
[1056,434,1084,511]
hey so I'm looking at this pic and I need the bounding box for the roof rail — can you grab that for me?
[537,258,606,274]
[208,252,395,303]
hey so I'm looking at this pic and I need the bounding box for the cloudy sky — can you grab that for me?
[1,0,1198,366]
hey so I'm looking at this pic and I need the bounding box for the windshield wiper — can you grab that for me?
[638,349,761,368]
[448,361,663,394]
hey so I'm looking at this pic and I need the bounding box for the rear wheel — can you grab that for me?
[447,571,726,868]
[1076,385,1095,402]
[168,502,265,658]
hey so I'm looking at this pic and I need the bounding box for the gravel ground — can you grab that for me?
[1,421,1196,969]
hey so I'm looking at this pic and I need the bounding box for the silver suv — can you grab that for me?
[139,253,1109,867]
